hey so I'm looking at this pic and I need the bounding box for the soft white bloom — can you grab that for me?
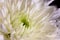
[0,0,57,40]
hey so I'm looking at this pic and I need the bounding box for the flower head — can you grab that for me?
[0,0,56,40]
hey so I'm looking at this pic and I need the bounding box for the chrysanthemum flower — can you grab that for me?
[0,0,57,40]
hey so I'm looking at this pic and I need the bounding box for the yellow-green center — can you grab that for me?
[19,12,30,29]
[21,17,29,28]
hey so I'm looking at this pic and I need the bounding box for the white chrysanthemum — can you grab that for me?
[0,0,57,40]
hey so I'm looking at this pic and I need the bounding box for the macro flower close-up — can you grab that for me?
[0,0,59,40]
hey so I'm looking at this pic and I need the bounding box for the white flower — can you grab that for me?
[0,0,57,40]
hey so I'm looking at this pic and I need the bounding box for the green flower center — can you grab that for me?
[21,17,29,28]
[19,12,30,29]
